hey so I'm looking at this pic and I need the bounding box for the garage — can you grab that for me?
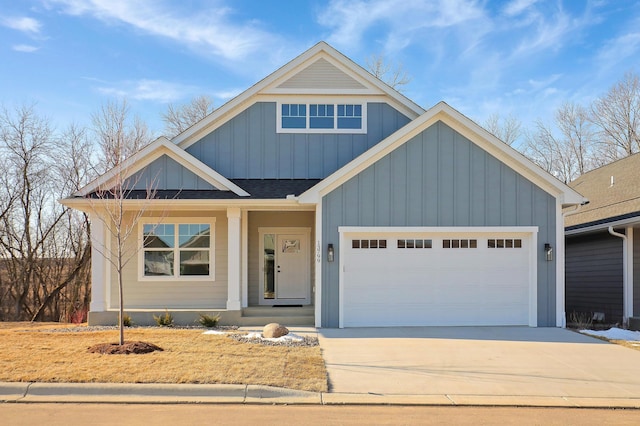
[339,227,537,327]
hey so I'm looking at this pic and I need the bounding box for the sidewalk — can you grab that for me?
[2,381,640,408]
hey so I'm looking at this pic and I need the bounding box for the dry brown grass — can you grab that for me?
[0,323,327,392]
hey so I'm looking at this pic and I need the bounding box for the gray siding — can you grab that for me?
[131,155,214,190]
[277,58,366,89]
[186,102,411,179]
[321,121,558,327]
[566,232,623,324]
[634,228,640,316]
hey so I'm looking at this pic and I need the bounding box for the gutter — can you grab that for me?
[608,226,632,326]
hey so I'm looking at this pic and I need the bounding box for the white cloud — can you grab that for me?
[317,0,487,51]
[595,31,640,70]
[0,16,42,34]
[95,79,200,103]
[45,0,282,62]
[12,44,40,52]
[503,0,539,17]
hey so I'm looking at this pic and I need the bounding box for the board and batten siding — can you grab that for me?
[108,211,228,309]
[247,211,315,306]
[565,231,623,324]
[131,154,215,190]
[321,121,558,327]
[186,102,411,179]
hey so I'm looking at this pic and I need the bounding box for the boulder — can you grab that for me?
[263,323,289,338]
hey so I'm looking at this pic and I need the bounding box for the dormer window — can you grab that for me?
[278,101,366,133]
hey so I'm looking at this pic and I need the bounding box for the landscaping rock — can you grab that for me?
[263,323,289,338]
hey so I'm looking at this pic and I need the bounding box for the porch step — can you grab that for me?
[239,306,314,326]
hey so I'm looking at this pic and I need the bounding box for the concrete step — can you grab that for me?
[239,306,314,326]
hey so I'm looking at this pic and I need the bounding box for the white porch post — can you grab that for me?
[227,207,242,311]
[89,218,107,312]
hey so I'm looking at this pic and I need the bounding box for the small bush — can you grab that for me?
[153,309,174,327]
[567,311,593,329]
[198,313,221,328]
[119,313,133,327]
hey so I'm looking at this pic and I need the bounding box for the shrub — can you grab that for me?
[153,309,174,327]
[197,313,221,328]
[119,313,133,327]
[567,311,593,330]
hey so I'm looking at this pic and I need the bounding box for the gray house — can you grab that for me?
[565,153,640,326]
[62,42,585,328]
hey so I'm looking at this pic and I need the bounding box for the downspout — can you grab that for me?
[608,226,630,326]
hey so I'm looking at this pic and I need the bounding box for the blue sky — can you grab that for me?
[1,0,639,140]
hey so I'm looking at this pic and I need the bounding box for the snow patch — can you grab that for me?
[202,330,228,335]
[244,332,305,343]
[580,327,640,342]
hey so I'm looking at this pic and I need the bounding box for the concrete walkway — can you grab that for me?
[2,327,640,407]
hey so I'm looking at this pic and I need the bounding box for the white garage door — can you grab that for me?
[341,229,536,327]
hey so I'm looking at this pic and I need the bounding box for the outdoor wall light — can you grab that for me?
[544,243,553,261]
[327,244,334,262]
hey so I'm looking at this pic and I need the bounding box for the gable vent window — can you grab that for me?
[278,102,366,133]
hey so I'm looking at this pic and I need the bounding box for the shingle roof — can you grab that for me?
[90,179,322,200]
[565,153,640,228]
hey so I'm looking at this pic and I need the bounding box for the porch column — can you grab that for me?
[89,218,107,312]
[226,207,242,311]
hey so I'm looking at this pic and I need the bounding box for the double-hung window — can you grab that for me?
[278,101,365,133]
[141,220,214,279]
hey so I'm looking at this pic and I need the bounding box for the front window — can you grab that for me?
[142,221,213,279]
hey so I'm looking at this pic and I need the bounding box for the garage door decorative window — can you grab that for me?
[397,239,432,249]
[443,239,477,248]
[351,239,387,249]
[488,239,522,248]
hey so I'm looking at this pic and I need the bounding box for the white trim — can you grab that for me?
[627,227,634,320]
[314,203,323,328]
[73,137,249,198]
[299,102,586,207]
[89,218,107,312]
[241,209,249,309]
[137,217,216,282]
[337,226,539,328]
[257,227,312,306]
[556,199,566,327]
[276,100,367,134]
[174,42,424,149]
[227,208,242,311]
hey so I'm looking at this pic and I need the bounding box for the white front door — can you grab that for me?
[259,228,311,305]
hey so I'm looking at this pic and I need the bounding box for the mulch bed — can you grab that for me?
[87,341,164,355]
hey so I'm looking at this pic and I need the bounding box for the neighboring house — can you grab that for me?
[61,42,585,328]
[565,153,640,326]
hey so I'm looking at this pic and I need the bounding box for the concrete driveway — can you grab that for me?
[317,327,640,405]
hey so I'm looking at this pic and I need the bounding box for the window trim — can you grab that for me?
[276,100,367,134]
[138,218,216,281]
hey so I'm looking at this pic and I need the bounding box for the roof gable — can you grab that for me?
[565,153,640,228]
[276,57,366,90]
[174,41,424,149]
[299,102,586,207]
[71,137,249,198]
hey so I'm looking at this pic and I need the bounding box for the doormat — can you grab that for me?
[273,305,303,308]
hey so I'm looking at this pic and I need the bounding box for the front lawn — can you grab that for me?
[0,322,327,392]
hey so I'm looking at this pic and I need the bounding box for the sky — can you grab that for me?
[1,0,639,143]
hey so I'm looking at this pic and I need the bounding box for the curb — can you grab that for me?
[2,382,640,408]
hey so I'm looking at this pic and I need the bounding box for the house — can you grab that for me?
[61,42,586,328]
[565,153,640,326]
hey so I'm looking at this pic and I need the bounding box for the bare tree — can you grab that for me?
[0,104,91,322]
[555,102,597,174]
[366,54,412,91]
[92,99,152,172]
[162,95,214,138]
[484,113,522,146]
[590,71,640,161]
[88,100,163,344]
